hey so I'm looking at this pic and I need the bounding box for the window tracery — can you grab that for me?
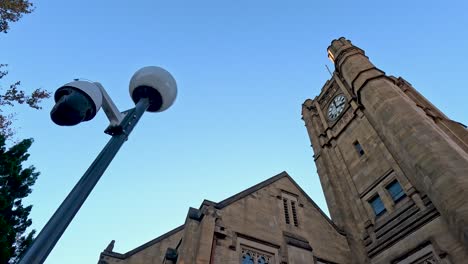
[241,247,272,264]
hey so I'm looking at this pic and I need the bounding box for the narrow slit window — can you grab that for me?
[291,201,299,227]
[353,141,365,156]
[386,180,406,203]
[369,195,386,217]
[283,199,290,224]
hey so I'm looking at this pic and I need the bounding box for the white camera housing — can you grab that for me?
[51,81,103,126]
[51,66,177,127]
[129,66,177,112]
[56,81,103,111]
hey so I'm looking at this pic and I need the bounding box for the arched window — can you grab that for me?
[240,245,274,264]
[242,253,254,264]
[258,256,269,264]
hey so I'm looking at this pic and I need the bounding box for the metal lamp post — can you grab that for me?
[18,66,177,264]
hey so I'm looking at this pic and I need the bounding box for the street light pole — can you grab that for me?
[18,66,177,264]
[18,98,150,264]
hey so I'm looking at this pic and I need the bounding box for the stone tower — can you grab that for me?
[301,38,468,263]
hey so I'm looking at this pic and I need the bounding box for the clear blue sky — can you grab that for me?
[1,1,467,263]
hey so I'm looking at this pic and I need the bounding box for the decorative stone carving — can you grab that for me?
[303,99,316,112]
[318,83,339,106]
[241,246,273,264]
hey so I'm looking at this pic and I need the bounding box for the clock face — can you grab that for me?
[327,94,346,121]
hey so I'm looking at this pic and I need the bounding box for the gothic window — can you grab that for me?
[353,140,365,156]
[241,247,272,264]
[242,253,255,264]
[369,195,386,217]
[258,256,268,264]
[386,180,406,203]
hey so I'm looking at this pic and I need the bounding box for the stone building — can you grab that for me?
[98,38,468,264]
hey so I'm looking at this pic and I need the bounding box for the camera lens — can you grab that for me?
[50,88,96,126]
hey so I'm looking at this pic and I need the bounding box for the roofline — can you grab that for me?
[215,171,289,209]
[101,224,185,259]
[101,171,345,260]
[284,174,346,235]
[200,171,345,235]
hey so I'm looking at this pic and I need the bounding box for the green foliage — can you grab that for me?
[0,134,38,263]
[0,2,43,263]
[0,64,51,139]
[1,1,50,140]
[0,0,34,33]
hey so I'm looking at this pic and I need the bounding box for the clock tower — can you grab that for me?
[302,38,468,263]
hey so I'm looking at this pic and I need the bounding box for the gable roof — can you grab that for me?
[101,224,184,260]
[201,171,345,235]
[101,171,345,259]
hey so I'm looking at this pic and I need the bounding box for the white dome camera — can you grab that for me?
[51,66,177,127]
[50,81,103,126]
[129,66,177,112]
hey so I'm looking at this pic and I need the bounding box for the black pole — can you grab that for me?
[18,98,150,264]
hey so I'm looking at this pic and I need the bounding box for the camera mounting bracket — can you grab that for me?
[94,82,126,128]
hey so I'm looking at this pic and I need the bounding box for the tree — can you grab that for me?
[1,1,49,139]
[0,134,38,263]
[0,0,34,33]
[0,64,50,139]
[0,2,48,263]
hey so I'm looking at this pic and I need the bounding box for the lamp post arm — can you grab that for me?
[95,82,125,126]
[18,98,150,264]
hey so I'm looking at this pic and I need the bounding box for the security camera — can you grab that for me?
[129,66,177,112]
[51,66,177,127]
[50,81,103,126]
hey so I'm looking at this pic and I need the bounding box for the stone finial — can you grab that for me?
[187,207,204,221]
[328,37,352,55]
[327,37,363,65]
[104,240,115,252]
[302,99,316,112]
